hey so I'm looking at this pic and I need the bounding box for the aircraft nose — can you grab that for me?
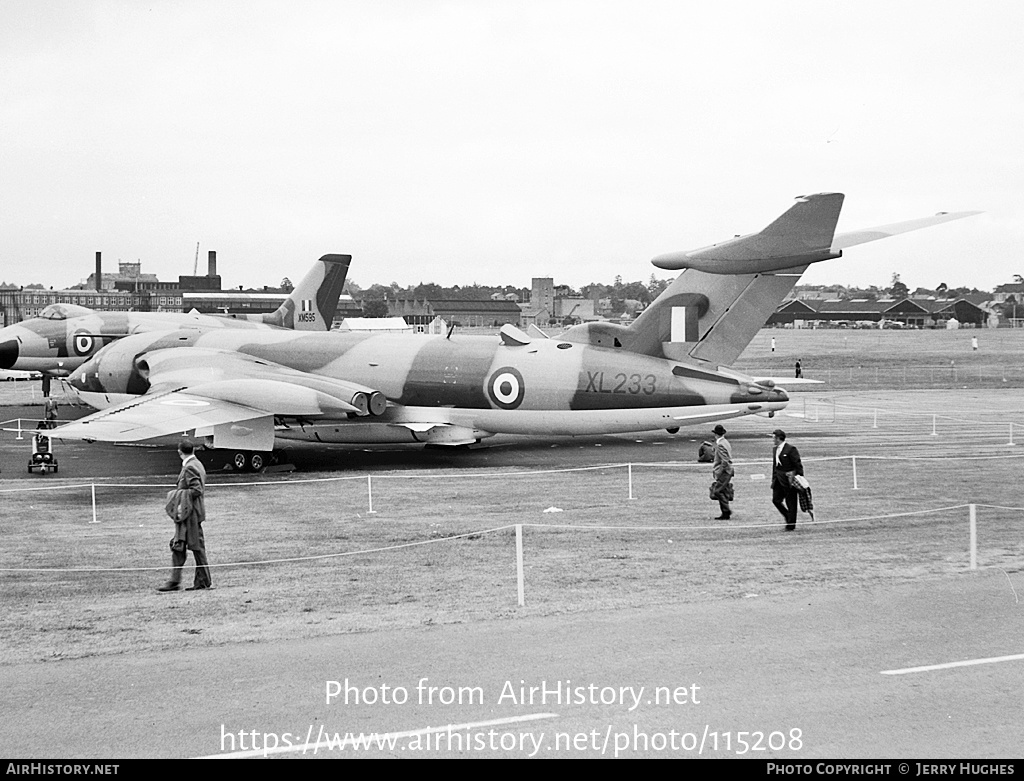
[0,339,18,370]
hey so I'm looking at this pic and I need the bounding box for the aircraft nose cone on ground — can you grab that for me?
[68,365,89,391]
[0,339,18,369]
[68,361,105,393]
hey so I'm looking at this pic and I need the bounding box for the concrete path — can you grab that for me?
[2,570,1021,758]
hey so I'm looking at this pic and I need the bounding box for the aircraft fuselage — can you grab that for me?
[70,328,786,417]
[0,310,301,375]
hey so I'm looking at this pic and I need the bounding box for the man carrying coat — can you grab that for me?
[771,429,803,531]
[710,424,734,519]
[159,440,212,591]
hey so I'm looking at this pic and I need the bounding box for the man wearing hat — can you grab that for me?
[710,424,734,519]
[771,429,803,530]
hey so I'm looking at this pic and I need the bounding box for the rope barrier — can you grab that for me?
[809,397,1024,427]
[0,524,517,573]
[8,499,1015,575]
[524,504,973,531]
[6,448,1024,496]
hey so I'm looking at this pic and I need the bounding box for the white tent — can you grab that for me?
[336,317,412,333]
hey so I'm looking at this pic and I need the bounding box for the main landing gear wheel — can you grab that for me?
[232,451,267,472]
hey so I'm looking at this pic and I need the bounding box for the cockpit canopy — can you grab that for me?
[38,304,94,321]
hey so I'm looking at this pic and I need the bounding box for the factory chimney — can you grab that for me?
[208,250,217,277]
[95,252,102,292]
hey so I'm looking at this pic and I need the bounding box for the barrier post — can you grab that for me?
[628,463,634,500]
[90,484,99,524]
[515,524,525,607]
[1009,423,1015,446]
[852,456,858,490]
[873,409,878,429]
[367,475,376,514]
[969,504,977,571]
[931,415,938,436]
[16,419,23,441]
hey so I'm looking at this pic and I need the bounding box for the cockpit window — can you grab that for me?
[38,304,92,320]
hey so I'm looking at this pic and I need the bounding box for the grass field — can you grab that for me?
[735,327,1024,389]
[1,328,1023,666]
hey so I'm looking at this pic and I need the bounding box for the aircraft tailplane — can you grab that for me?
[649,193,845,274]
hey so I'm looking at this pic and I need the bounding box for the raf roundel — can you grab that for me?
[160,398,211,407]
[487,367,526,410]
[73,332,95,357]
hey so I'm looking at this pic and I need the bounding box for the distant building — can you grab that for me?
[0,286,182,326]
[531,278,554,317]
[523,277,601,326]
[388,297,521,328]
[768,297,988,328]
[181,290,287,316]
[76,260,161,292]
[993,282,1024,304]
[518,306,551,329]
[553,296,595,323]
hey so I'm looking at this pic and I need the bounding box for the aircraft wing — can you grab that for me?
[53,348,388,451]
[832,211,983,250]
[50,387,278,448]
[651,194,981,274]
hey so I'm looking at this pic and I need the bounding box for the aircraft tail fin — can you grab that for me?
[562,195,838,364]
[261,254,351,330]
[625,267,805,366]
[560,265,803,366]
[562,193,979,368]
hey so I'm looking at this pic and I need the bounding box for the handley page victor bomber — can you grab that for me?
[51,194,979,463]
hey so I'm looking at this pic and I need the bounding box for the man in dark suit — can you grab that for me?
[159,440,212,591]
[710,424,734,519]
[771,429,803,531]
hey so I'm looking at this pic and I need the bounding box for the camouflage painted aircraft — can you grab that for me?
[0,254,350,382]
[52,194,978,468]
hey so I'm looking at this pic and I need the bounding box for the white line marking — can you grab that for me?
[881,653,1024,675]
[198,712,559,758]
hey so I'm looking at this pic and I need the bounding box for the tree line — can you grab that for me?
[346,274,672,307]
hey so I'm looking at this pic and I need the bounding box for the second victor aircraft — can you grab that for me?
[0,254,350,384]
[51,193,979,468]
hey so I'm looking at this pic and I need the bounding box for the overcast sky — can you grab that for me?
[2,1,1021,294]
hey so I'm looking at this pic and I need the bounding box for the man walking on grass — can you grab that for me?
[159,440,212,592]
[771,429,803,531]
